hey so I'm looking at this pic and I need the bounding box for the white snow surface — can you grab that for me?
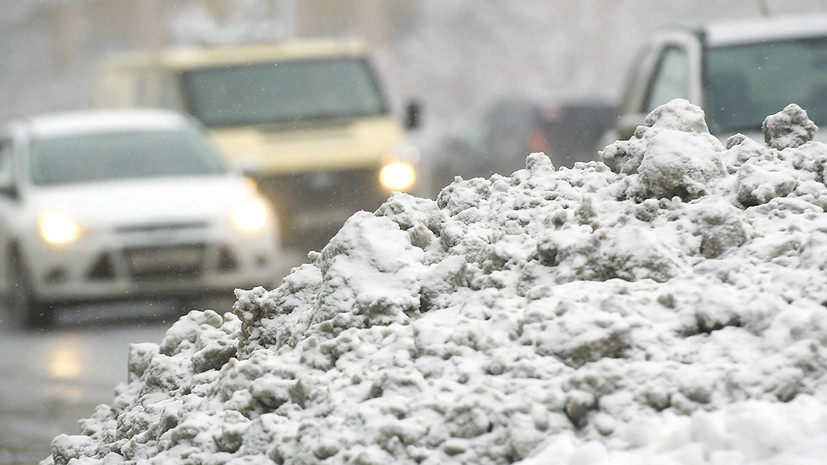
[43,100,827,464]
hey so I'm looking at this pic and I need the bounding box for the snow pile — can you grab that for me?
[43,99,827,465]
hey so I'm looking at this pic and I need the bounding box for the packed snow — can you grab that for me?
[42,99,827,464]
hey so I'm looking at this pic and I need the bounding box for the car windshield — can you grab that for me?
[29,129,228,186]
[181,57,389,128]
[704,36,827,134]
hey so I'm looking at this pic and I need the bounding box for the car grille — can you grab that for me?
[256,168,386,215]
[124,244,206,281]
[115,221,209,234]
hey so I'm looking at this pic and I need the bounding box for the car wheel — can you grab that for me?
[6,249,53,330]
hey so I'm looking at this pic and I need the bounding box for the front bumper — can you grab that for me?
[24,222,280,305]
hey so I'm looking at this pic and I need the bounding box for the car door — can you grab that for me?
[615,31,703,140]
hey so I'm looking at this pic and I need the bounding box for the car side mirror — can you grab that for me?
[0,175,18,200]
[404,100,422,130]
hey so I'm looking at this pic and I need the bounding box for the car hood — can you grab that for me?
[25,175,256,229]
[210,117,405,174]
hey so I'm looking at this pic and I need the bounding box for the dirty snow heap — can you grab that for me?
[44,99,827,465]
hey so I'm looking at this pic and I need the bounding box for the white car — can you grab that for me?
[0,109,281,329]
[609,14,827,142]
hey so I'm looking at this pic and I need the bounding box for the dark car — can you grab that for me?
[429,97,616,195]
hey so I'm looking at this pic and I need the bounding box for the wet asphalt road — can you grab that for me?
[0,300,211,465]
[0,250,306,465]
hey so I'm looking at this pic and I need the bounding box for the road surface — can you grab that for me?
[0,299,224,464]
[0,250,306,465]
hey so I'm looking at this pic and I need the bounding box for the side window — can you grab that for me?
[136,70,183,110]
[0,138,15,186]
[160,72,185,111]
[644,46,689,112]
[135,71,154,106]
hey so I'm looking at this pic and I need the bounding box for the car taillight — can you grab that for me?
[527,129,549,153]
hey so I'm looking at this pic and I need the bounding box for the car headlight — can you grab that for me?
[232,198,269,232]
[40,214,80,244]
[379,161,417,191]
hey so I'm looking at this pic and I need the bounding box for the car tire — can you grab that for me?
[6,249,53,330]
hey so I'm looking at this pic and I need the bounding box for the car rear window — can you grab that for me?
[29,129,228,185]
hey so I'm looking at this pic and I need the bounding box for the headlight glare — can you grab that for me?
[379,162,416,191]
[232,198,269,232]
[40,214,80,244]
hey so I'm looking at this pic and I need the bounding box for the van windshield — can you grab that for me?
[29,129,227,186]
[704,37,827,134]
[182,58,389,128]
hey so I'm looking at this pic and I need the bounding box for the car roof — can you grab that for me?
[97,38,369,71]
[700,14,827,47]
[20,109,195,139]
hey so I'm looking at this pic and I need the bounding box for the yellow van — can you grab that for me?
[94,39,421,249]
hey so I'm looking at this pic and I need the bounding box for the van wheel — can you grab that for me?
[6,250,53,330]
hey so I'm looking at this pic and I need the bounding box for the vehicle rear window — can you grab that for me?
[29,129,228,185]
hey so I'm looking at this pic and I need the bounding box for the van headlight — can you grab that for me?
[40,214,80,244]
[232,198,269,232]
[379,161,417,191]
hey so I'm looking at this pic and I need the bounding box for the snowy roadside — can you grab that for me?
[42,99,827,464]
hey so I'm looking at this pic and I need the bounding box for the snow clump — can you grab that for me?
[43,99,827,465]
[762,103,819,150]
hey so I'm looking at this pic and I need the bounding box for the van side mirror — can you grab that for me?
[0,174,18,200]
[404,100,422,130]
